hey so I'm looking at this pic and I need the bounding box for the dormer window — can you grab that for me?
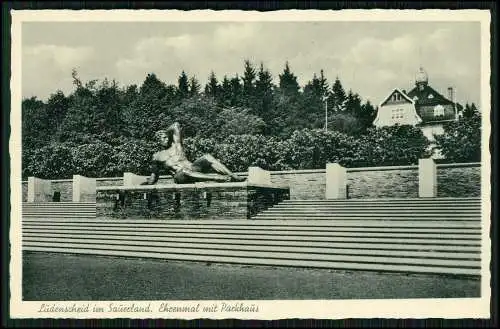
[434,105,444,117]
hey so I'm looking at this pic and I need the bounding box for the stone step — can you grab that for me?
[281,201,481,206]
[22,226,480,239]
[259,211,479,216]
[23,241,481,268]
[22,203,95,206]
[252,216,479,221]
[269,205,481,210]
[21,230,481,245]
[22,211,96,214]
[21,218,481,228]
[21,223,480,233]
[23,237,481,260]
[22,247,480,276]
[282,197,480,202]
[23,232,481,252]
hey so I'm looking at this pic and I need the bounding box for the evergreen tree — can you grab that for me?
[255,62,274,119]
[462,102,480,119]
[331,77,347,112]
[140,73,167,98]
[230,74,243,107]
[278,61,300,95]
[242,60,256,108]
[219,75,232,106]
[177,71,189,98]
[189,76,201,97]
[318,70,329,97]
[204,71,219,98]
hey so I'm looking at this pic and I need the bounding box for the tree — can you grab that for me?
[229,74,243,106]
[330,77,347,112]
[217,107,266,136]
[204,71,220,98]
[278,61,300,95]
[434,111,481,162]
[356,125,431,166]
[255,62,275,119]
[177,71,189,98]
[462,102,480,119]
[22,97,52,149]
[242,60,257,108]
[189,76,201,97]
[140,73,167,98]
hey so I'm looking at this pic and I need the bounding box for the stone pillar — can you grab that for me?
[123,172,149,186]
[27,177,53,202]
[247,167,271,185]
[325,163,347,199]
[73,175,97,202]
[419,158,437,197]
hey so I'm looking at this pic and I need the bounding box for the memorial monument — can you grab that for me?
[95,121,289,220]
[141,121,246,185]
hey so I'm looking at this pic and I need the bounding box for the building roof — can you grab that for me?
[379,88,415,107]
[406,85,454,107]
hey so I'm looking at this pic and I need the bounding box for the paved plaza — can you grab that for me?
[23,252,480,301]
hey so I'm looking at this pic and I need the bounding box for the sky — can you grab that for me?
[21,21,481,106]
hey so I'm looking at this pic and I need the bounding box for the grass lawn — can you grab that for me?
[22,252,480,301]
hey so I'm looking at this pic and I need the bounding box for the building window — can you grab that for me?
[392,108,404,120]
[434,105,444,117]
[428,94,434,99]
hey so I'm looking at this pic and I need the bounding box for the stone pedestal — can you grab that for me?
[419,158,437,197]
[123,172,149,186]
[73,175,97,202]
[27,177,52,202]
[96,182,290,220]
[248,167,271,185]
[325,163,347,199]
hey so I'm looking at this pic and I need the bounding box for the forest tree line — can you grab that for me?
[22,60,481,179]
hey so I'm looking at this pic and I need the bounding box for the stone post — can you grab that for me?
[123,172,149,186]
[418,158,437,197]
[247,167,271,185]
[73,175,97,202]
[325,163,347,199]
[27,177,53,202]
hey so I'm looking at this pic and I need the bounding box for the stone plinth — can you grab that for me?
[96,182,290,220]
[73,175,97,202]
[123,172,149,186]
[248,167,271,185]
[27,177,53,202]
[325,163,347,199]
[419,158,437,197]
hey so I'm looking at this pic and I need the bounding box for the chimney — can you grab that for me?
[447,87,454,102]
[448,87,458,121]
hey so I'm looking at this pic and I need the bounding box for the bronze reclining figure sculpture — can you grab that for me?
[142,122,246,185]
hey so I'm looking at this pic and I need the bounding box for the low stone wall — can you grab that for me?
[22,161,482,201]
[437,163,481,197]
[347,166,419,199]
[270,170,325,200]
[96,183,290,220]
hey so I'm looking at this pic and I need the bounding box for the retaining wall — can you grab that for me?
[21,162,481,201]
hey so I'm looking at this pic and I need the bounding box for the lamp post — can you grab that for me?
[322,95,329,132]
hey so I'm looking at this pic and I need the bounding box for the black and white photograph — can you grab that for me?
[9,9,492,319]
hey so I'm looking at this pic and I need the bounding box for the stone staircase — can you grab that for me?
[22,202,96,220]
[22,197,482,276]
